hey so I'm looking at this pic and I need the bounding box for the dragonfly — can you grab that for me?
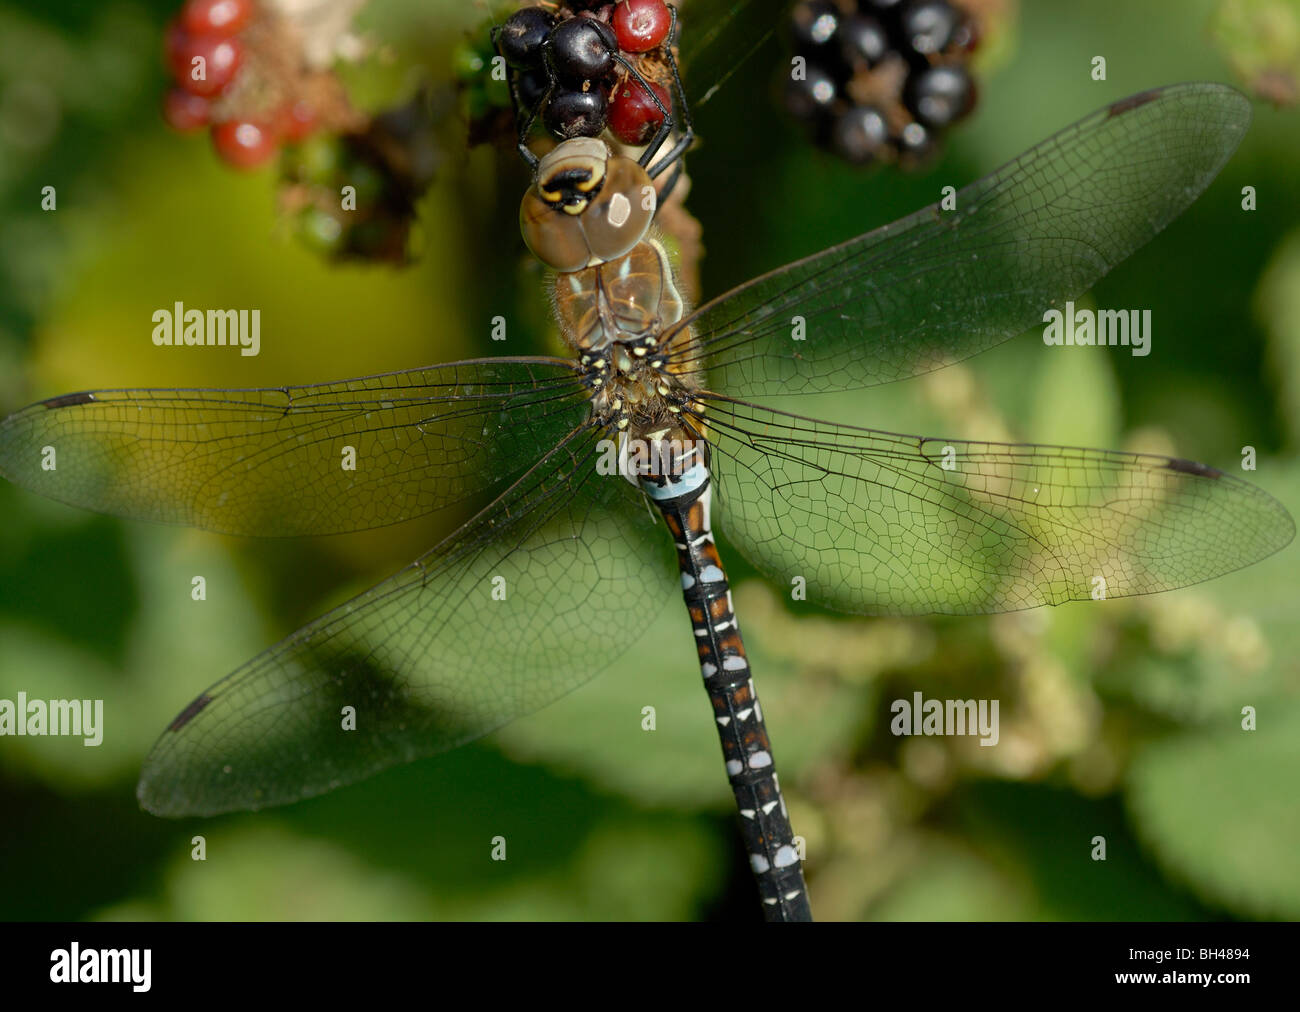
[0,78,1293,922]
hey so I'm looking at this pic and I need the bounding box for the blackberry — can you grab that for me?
[516,66,550,113]
[489,2,682,163]
[861,0,909,28]
[898,0,964,56]
[832,104,889,163]
[547,15,619,86]
[791,0,843,50]
[840,15,889,70]
[608,78,671,146]
[896,119,935,160]
[784,0,983,168]
[498,6,556,70]
[613,0,673,53]
[904,63,975,127]
[543,85,609,139]
[784,65,839,123]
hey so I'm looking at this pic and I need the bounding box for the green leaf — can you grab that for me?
[1128,702,1300,918]
[496,581,875,807]
[1255,227,1300,444]
[872,840,1035,921]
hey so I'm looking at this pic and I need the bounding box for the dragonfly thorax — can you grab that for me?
[519,134,713,496]
[553,236,688,353]
[581,335,697,435]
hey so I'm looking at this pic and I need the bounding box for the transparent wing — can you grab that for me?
[0,358,586,536]
[678,0,791,108]
[137,424,676,816]
[699,396,1295,616]
[666,83,1252,397]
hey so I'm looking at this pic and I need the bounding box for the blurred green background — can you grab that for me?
[1,0,1297,922]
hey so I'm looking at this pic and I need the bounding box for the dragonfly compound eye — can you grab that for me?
[520,138,654,271]
[581,154,654,261]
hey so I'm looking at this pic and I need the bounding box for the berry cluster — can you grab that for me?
[784,0,979,165]
[159,0,434,263]
[162,0,319,168]
[499,1,676,148]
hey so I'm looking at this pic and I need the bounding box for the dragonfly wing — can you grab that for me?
[700,396,1295,615]
[0,357,586,536]
[138,424,676,816]
[672,83,1251,397]
[679,0,789,109]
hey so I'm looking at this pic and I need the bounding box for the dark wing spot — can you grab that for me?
[42,391,97,409]
[1166,457,1222,478]
[168,693,215,731]
[1107,88,1162,118]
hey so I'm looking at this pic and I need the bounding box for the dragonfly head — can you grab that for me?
[521,138,656,273]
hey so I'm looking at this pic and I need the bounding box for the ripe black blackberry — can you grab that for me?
[785,0,980,166]
[495,1,680,152]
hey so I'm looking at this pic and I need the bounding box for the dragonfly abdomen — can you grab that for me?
[643,449,813,921]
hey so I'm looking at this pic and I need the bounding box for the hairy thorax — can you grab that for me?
[553,236,703,442]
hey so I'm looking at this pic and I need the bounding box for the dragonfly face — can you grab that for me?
[520,137,658,271]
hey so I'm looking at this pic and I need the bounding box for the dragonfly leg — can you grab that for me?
[644,5,696,190]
